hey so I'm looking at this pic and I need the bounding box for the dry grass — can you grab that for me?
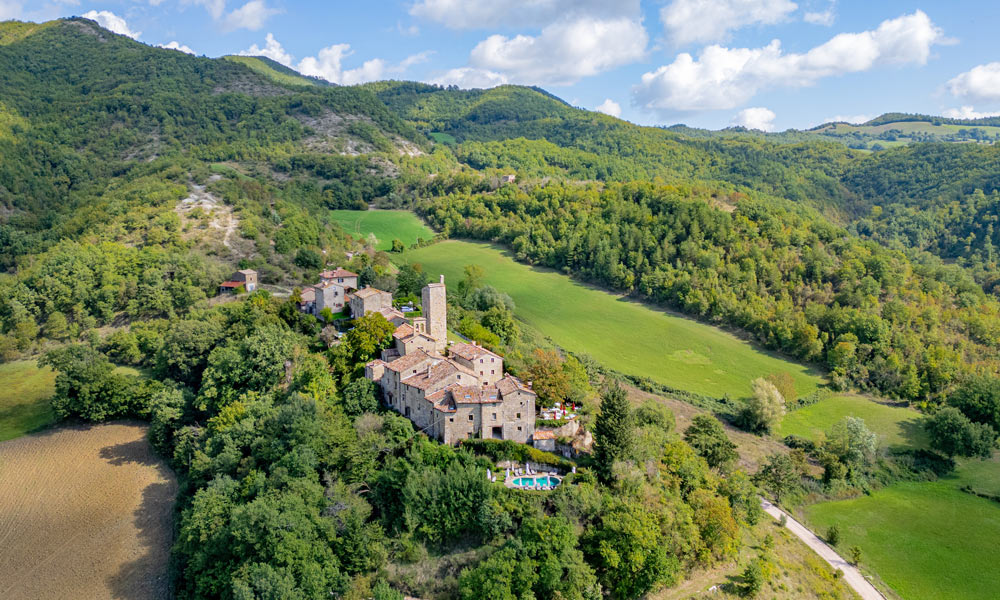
[0,422,176,600]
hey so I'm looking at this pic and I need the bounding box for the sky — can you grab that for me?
[2,0,999,131]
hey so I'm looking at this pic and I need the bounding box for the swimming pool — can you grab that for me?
[512,475,561,489]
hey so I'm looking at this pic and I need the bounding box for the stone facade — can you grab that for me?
[350,286,394,318]
[313,280,347,315]
[365,276,536,446]
[319,268,358,291]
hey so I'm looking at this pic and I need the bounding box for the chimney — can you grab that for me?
[440,274,445,284]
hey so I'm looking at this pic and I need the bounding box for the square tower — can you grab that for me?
[422,275,448,351]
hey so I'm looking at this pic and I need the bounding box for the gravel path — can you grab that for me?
[760,498,885,600]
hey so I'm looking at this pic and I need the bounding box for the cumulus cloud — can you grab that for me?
[804,1,836,26]
[82,10,141,39]
[942,106,1000,120]
[947,63,1000,103]
[661,0,797,46]
[222,0,279,31]
[158,41,196,54]
[238,32,293,65]
[634,10,946,113]
[595,98,622,117]
[240,34,428,85]
[732,106,776,130]
[468,16,647,86]
[429,67,508,89]
[409,0,639,30]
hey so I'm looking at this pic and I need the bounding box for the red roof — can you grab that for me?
[320,268,358,279]
[219,281,243,288]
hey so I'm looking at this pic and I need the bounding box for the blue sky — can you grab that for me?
[3,0,1000,131]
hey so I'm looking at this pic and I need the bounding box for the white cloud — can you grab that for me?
[820,113,871,125]
[238,32,294,66]
[158,41,196,54]
[732,106,776,130]
[634,10,946,113]
[240,34,428,85]
[222,0,279,31]
[429,67,508,89]
[182,0,225,20]
[947,63,1000,103]
[595,98,622,117]
[82,10,141,39]
[942,106,1000,120]
[661,0,797,46]
[469,16,647,86]
[804,1,836,26]
[409,0,639,30]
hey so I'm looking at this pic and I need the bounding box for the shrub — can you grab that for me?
[826,524,841,546]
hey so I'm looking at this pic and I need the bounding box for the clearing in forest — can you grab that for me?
[404,240,825,399]
[778,394,928,450]
[0,360,56,442]
[0,422,176,600]
[330,209,433,251]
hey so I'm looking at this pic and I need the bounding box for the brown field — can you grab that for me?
[0,422,176,600]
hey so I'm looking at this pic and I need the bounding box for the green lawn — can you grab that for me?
[329,209,433,251]
[0,360,56,442]
[778,394,927,450]
[805,481,1000,600]
[404,240,825,399]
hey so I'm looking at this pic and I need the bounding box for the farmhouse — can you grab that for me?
[365,276,536,445]
[219,269,257,294]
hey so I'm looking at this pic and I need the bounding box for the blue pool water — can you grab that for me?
[512,475,561,489]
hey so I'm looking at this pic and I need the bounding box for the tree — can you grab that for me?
[481,306,518,344]
[764,372,796,404]
[755,453,799,502]
[396,263,428,297]
[684,414,738,469]
[43,311,69,340]
[294,248,322,270]
[390,239,404,253]
[849,545,862,565]
[826,524,841,546]
[593,380,634,483]
[343,312,396,364]
[359,264,377,288]
[524,349,572,406]
[458,263,485,298]
[343,378,379,416]
[926,406,996,458]
[949,375,1000,432]
[823,416,879,473]
[741,558,765,597]
[741,378,785,434]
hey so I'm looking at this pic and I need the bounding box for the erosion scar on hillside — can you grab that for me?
[0,422,176,600]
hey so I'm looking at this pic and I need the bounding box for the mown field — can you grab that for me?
[0,422,176,600]
[404,240,825,399]
[0,360,55,442]
[330,209,433,250]
[778,394,927,450]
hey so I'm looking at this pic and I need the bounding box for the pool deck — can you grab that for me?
[499,462,564,490]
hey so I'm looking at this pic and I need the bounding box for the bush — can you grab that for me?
[826,524,841,546]
[459,438,574,469]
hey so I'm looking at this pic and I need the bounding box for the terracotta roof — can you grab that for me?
[219,281,243,288]
[366,359,387,368]
[314,279,346,290]
[497,375,534,397]
[533,430,556,440]
[385,349,436,373]
[379,306,406,321]
[393,323,414,339]
[401,360,461,391]
[299,288,316,303]
[450,342,501,362]
[320,268,357,279]
[353,286,387,299]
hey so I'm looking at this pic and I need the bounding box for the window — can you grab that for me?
[449,417,454,422]
[491,358,495,363]
[516,413,521,419]
[480,371,484,376]
[480,359,484,364]
[492,413,497,420]
[469,414,474,421]
[517,426,522,431]
[491,370,495,375]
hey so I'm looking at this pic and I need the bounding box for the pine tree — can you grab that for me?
[593,380,634,483]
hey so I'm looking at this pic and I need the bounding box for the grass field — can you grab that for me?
[0,422,176,599]
[404,240,825,399]
[804,481,1000,600]
[329,209,433,250]
[778,394,927,450]
[0,360,56,442]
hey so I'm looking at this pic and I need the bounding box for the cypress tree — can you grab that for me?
[593,380,634,483]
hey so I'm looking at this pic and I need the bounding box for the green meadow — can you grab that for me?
[404,240,824,399]
[778,394,928,450]
[0,360,56,442]
[329,209,433,251]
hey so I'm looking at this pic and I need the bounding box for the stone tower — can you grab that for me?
[422,274,447,351]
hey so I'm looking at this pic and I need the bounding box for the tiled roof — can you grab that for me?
[219,281,242,288]
[497,374,533,397]
[299,288,316,302]
[366,359,387,368]
[314,279,346,290]
[353,286,386,298]
[401,360,460,391]
[450,342,501,362]
[393,323,414,339]
[533,430,556,440]
[320,268,358,279]
[385,349,436,373]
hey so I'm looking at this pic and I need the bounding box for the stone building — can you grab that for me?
[219,269,257,294]
[350,286,393,317]
[319,268,358,290]
[314,279,348,315]
[365,276,536,445]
